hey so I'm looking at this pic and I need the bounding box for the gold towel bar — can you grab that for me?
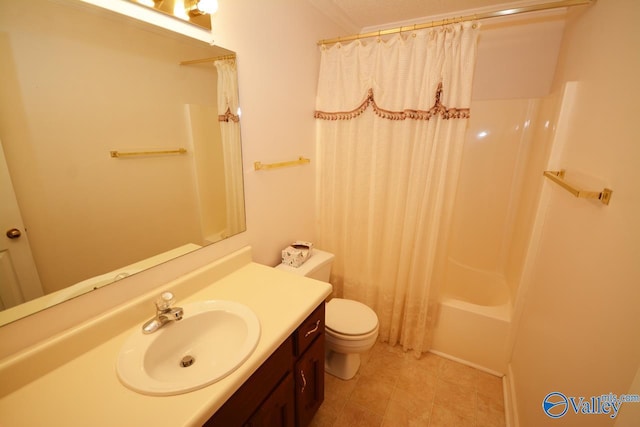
[543,170,612,205]
[110,148,187,158]
[179,54,236,66]
[254,156,310,171]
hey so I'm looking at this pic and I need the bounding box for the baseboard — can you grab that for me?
[428,349,504,377]
[504,363,519,427]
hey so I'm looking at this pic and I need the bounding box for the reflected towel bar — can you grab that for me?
[543,170,612,205]
[254,156,310,171]
[179,54,236,66]
[110,148,187,158]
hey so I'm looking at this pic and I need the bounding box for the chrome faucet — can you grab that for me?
[142,292,184,334]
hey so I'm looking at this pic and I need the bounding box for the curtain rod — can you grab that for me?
[317,0,594,46]
[179,53,236,66]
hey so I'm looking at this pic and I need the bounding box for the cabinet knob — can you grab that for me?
[6,228,21,239]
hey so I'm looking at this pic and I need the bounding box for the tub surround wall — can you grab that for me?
[433,13,567,376]
[504,94,558,301]
[0,246,332,426]
[508,0,640,425]
[432,96,530,374]
[447,98,541,277]
[434,95,556,374]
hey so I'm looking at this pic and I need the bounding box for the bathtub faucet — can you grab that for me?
[142,291,183,334]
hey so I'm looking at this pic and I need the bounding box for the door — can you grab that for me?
[245,373,295,427]
[0,140,42,310]
[295,334,325,427]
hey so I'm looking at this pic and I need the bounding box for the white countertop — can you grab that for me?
[0,251,332,426]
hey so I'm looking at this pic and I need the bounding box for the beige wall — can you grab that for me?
[509,1,640,425]
[211,0,346,266]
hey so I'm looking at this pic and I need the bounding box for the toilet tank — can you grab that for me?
[275,249,334,282]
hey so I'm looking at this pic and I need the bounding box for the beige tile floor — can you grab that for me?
[310,342,506,427]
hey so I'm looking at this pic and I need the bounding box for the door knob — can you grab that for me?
[6,228,21,239]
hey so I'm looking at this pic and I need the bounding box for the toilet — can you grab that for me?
[276,249,379,380]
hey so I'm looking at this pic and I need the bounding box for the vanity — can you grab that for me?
[0,247,332,426]
[206,303,325,426]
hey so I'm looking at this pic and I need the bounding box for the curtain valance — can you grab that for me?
[314,83,469,121]
[315,23,478,120]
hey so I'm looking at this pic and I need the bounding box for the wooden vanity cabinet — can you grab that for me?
[204,303,325,427]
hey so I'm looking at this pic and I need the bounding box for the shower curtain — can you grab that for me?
[215,59,245,237]
[315,23,480,356]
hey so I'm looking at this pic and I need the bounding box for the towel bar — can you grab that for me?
[543,170,612,205]
[110,148,187,158]
[254,156,310,171]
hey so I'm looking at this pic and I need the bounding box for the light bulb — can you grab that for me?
[197,0,218,14]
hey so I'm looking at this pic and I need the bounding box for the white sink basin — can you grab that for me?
[116,300,260,396]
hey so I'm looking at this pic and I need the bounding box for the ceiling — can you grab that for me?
[308,0,547,32]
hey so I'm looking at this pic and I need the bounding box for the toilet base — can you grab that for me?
[324,349,361,380]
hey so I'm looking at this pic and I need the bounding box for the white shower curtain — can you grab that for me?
[315,23,480,356]
[215,59,245,237]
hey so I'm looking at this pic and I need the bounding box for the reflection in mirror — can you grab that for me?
[0,0,246,325]
[128,0,217,30]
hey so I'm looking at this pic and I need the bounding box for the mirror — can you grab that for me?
[0,0,246,325]
[128,0,215,30]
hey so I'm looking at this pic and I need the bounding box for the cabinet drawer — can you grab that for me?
[294,303,325,357]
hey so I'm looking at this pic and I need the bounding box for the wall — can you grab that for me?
[211,1,346,266]
[509,1,640,426]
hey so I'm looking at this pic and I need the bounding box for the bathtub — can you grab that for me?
[430,258,511,374]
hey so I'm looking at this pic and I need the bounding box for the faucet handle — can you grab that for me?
[155,291,175,311]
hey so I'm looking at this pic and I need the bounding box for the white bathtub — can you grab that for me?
[431,258,511,374]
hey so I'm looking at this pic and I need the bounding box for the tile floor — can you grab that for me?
[310,342,506,427]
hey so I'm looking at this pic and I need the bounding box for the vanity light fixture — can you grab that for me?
[128,0,215,29]
[186,0,218,17]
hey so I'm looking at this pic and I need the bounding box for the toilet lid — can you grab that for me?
[326,298,378,336]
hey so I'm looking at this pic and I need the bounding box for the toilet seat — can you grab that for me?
[326,324,379,342]
[326,298,378,336]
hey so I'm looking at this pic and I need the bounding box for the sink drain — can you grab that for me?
[180,355,195,368]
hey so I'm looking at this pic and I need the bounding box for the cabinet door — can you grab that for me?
[205,338,293,426]
[245,373,295,427]
[295,334,325,427]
